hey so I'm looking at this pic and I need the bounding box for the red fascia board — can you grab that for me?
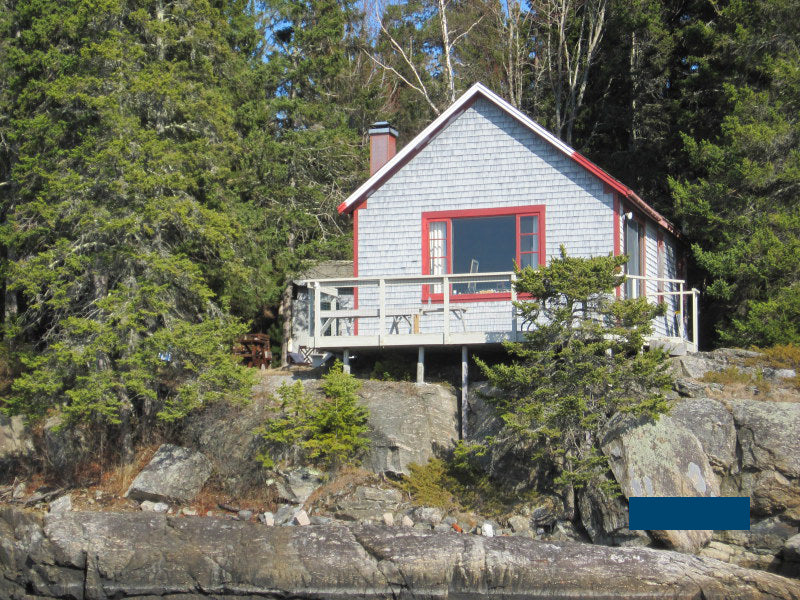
[571,151,683,240]
[570,152,632,198]
[342,86,682,241]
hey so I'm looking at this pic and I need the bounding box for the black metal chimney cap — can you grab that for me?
[368,121,398,137]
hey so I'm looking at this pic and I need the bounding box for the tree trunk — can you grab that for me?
[118,391,135,465]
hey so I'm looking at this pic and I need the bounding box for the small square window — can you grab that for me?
[520,215,538,234]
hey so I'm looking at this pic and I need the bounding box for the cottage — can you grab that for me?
[288,83,698,384]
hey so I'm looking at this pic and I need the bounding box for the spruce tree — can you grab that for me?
[0,0,258,459]
[670,0,800,346]
[476,250,672,495]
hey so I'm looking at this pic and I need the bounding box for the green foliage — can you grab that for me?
[256,361,370,469]
[397,459,460,512]
[396,442,539,518]
[369,356,415,381]
[0,0,258,436]
[0,0,374,451]
[476,249,673,493]
[670,0,800,347]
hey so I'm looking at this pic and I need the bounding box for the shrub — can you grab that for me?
[395,442,538,518]
[256,361,370,469]
[369,356,415,381]
[752,344,800,370]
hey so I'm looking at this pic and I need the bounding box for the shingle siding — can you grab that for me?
[295,96,685,345]
[356,98,616,335]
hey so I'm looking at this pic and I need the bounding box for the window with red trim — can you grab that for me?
[421,205,546,302]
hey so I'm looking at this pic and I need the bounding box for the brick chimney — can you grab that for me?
[369,121,398,176]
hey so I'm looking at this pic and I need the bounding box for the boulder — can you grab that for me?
[266,467,325,506]
[330,485,404,522]
[730,399,800,478]
[125,444,212,504]
[785,533,800,563]
[412,506,443,526]
[179,382,280,495]
[359,380,459,476]
[466,383,505,442]
[669,397,737,473]
[507,515,532,536]
[729,399,800,519]
[48,495,72,516]
[274,504,295,525]
[601,413,719,553]
[670,354,726,380]
[293,509,310,526]
[0,414,34,477]
[4,508,799,599]
[577,481,652,548]
[139,500,169,513]
[41,415,88,476]
[702,517,799,571]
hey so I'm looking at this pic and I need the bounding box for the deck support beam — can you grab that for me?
[416,346,425,384]
[461,346,468,440]
[342,349,350,374]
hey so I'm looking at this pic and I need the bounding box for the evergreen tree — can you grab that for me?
[670,0,800,346]
[0,0,258,459]
[476,250,672,497]
[237,0,374,363]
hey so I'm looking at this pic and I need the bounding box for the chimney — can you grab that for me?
[369,121,398,176]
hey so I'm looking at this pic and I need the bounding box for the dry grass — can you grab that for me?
[748,344,800,371]
[707,381,800,403]
[188,478,278,518]
[91,444,161,499]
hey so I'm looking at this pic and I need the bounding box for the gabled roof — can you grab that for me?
[338,82,681,239]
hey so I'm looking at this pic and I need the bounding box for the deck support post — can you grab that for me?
[416,346,425,384]
[342,349,351,374]
[461,346,468,440]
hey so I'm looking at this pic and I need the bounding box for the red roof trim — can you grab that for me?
[341,83,683,240]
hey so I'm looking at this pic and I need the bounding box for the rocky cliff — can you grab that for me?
[1,507,799,600]
[1,348,799,591]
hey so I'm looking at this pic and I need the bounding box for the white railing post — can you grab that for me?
[378,278,386,343]
[443,275,450,343]
[679,281,686,340]
[510,272,518,341]
[313,281,321,348]
[692,288,699,350]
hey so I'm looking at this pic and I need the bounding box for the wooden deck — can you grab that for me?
[291,272,699,355]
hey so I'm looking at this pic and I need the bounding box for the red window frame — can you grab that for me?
[421,205,546,303]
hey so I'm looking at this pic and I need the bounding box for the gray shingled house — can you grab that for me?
[288,83,698,398]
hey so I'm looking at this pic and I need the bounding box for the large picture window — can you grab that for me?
[422,205,545,301]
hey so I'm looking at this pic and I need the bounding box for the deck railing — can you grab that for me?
[297,272,699,352]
